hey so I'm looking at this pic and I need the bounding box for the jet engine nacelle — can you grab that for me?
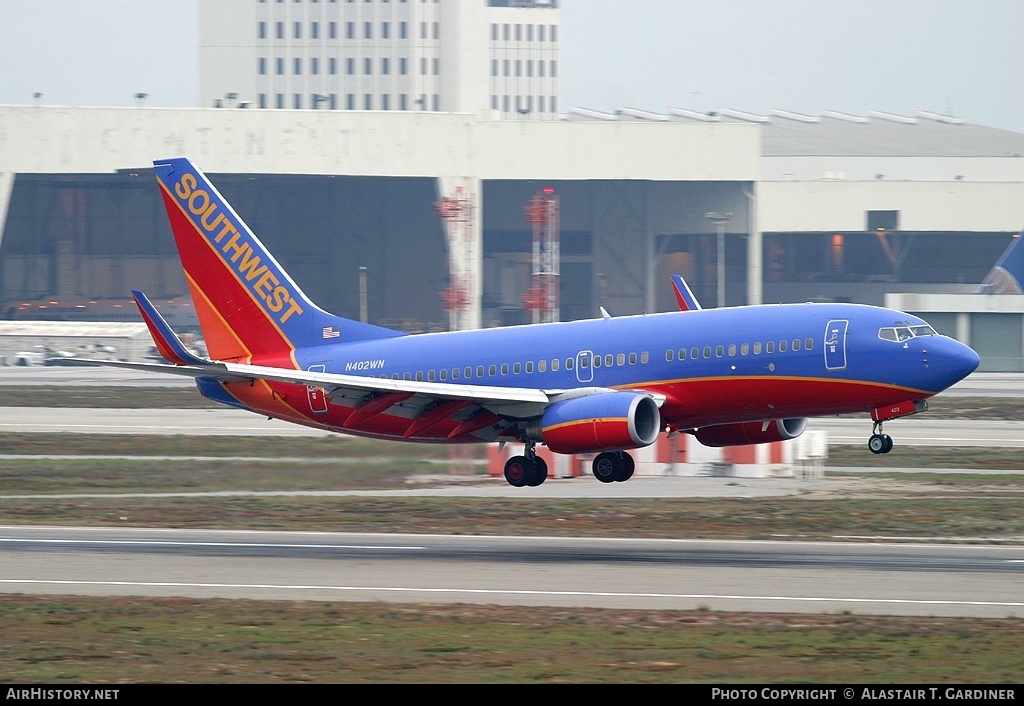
[527,391,661,454]
[694,418,808,447]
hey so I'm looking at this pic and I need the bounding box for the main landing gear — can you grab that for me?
[503,442,548,487]
[592,451,635,483]
[868,421,893,455]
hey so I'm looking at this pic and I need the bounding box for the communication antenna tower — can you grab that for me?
[523,188,560,324]
[434,186,476,331]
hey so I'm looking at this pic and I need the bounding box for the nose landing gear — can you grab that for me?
[868,421,893,454]
[867,399,928,455]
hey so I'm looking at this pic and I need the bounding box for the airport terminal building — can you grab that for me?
[1,2,1024,369]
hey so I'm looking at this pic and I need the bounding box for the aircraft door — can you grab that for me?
[575,350,594,383]
[306,364,329,414]
[824,320,849,371]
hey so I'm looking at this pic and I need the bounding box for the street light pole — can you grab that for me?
[705,212,732,308]
[359,266,368,323]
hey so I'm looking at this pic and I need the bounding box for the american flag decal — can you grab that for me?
[322,326,340,339]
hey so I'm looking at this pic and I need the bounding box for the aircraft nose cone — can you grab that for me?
[936,339,980,387]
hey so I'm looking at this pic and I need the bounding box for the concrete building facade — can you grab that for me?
[201,0,560,118]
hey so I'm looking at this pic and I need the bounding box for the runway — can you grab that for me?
[1,526,1022,618]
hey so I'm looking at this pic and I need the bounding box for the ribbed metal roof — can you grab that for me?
[762,112,1024,158]
[567,107,1024,158]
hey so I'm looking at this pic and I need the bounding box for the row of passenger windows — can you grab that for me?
[382,350,652,382]
[376,337,813,383]
[666,337,815,361]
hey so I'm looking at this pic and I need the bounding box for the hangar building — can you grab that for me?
[0,104,1022,368]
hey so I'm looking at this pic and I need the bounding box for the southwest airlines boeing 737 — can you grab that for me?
[82,157,982,487]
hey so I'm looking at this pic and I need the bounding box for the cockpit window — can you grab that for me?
[878,325,937,342]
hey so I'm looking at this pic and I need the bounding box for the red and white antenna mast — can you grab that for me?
[434,186,476,331]
[523,188,560,324]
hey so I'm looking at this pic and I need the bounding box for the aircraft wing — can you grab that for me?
[65,356,565,420]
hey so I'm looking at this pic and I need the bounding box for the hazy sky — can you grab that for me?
[1,0,1021,132]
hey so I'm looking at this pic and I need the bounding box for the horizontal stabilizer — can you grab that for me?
[132,290,208,366]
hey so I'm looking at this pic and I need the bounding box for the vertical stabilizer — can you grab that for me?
[979,230,1024,294]
[153,158,403,363]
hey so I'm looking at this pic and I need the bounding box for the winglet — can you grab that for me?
[132,290,209,366]
[670,275,702,312]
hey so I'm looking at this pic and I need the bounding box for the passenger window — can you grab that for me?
[580,357,588,369]
[552,359,559,372]
[753,342,761,354]
[513,362,521,374]
[779,340,788,352]
[501,363,509,375]
[427,370,435,381]
[538,360,546,373]
[416,372,424,381]
[617,353,625,366]
[678,349,686,360]
[452,368,460,379]
[703,347,711,359]
[804,338,813,350]
[566,358,574,370]
[641,351,649,364]
[728,344,736,356]
[741,343,749,355]
[593,356,602,368]
[525,361,533,373]
[605,354,614,367]
[439,369,447,381]
[489,364,497,376]
[666,349,674,362]
[792,339,801,351]
[477,365,485,377]
[766,341,775,353]
[464,366,472,378]
[691,348,699,360]
[403,372,411,380]
[716,345,724,357]
[629,352,637,364]
[392,373,400,380]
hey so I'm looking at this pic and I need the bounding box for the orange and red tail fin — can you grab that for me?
[153,158,402,363]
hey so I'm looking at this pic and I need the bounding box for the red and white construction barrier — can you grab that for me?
[487,430,827,479]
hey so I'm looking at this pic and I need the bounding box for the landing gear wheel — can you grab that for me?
[504,455,531,487]
[616,452,635,482]
[868,433,893,455]
[526,456,548,486]
[592,452,622,483]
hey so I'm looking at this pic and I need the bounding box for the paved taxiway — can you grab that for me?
[2,526,1022,618]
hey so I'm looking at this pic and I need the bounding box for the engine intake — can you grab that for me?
[694,418,807,447]
[527,391,661,454]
